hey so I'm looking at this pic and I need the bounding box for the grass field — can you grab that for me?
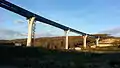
[0,46,120,68]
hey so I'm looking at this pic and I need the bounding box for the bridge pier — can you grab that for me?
[83,35,87,49]
[95,37,100,47]
[64,30,70,49]
[26,17,36,47]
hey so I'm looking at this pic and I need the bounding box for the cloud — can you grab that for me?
[23,32,57,38]
[14,20,25,24]
[98,27,120,36]
[0,28,25,40]
[36,32,56,38]
[0,28,60,40]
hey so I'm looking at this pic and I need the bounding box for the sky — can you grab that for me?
[0,0,120,39]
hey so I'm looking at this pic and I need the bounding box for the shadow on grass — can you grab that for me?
[0,45,120,68]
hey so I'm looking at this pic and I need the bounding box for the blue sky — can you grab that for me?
[0,0,120,39]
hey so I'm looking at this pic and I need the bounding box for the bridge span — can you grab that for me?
[0,0,100,49]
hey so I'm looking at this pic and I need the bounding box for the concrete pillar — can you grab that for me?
[32,23,36,46]
[64,30,70,49]
[95,37,100,47]
[26,17,35,47]
[83,35,87,48]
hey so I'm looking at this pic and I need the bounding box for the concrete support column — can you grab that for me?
[95,37,100,47]
[26,17,36,47]
[32,22,36,46]
[64,30,70,49]
[83,35,87,49]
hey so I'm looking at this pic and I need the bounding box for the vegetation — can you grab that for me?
[0,34,120,67]
[0,46,120,68]
[0,34,120,49]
